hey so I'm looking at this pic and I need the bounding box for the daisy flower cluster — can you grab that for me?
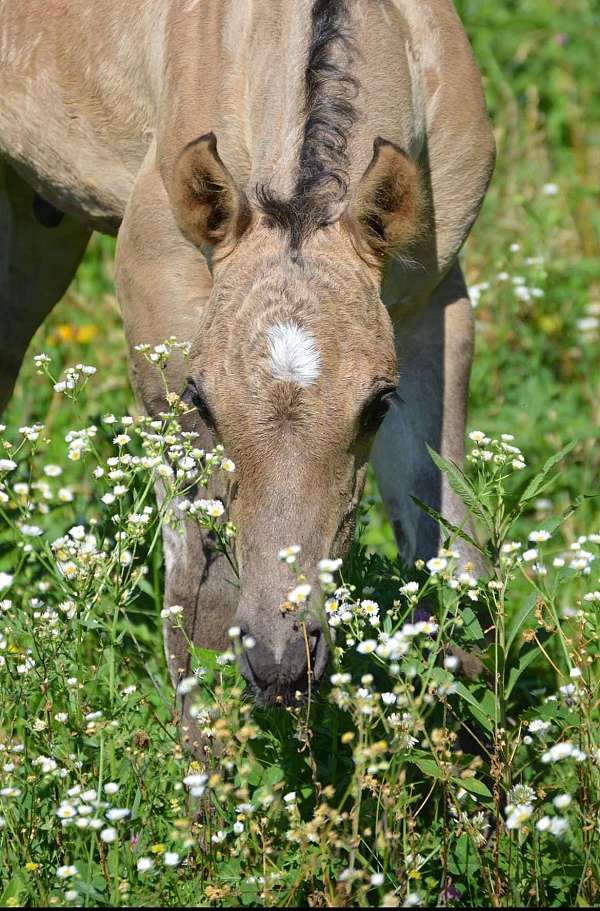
[499,530,598,580]
[133,337,191,368]
[468,244,546,311]
[33,353,97,400]
[0,352,598,908]
[467,429,526,472]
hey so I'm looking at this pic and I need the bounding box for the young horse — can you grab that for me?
[0,0,495,735]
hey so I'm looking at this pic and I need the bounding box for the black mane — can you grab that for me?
[256,0,359,253]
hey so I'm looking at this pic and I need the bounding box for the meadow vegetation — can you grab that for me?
[1,0,599,906]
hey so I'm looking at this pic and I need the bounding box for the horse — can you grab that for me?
[0,0,495,738]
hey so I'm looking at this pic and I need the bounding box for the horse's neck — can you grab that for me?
[158,0,314,199]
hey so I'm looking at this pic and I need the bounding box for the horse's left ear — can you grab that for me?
[171,132,251,252]
[343,137,425,260]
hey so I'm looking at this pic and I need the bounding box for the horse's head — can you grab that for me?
[169,133,424,704]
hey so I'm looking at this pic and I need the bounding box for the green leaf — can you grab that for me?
[0,877,26,906]
[136,576,157,599]
[411,756,446,780]
[505,592,538,655]
[73,879,106,902]
[452,775,493,800]
[263,764,285,787]
[447,832,481,877]
[131,786,143,820]
[459,607,485,644]
[411,495,486,556]
[240,764,262,787]
[478,687,498,721]
[518,441,576,506]
[506,646,543,698]
[193,647,219,672]
[426,445,493,530]
[430,666,455,686]
[454,683,494,733]
[546,493,594,536]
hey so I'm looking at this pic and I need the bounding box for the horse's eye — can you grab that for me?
[183,377,216,429]
[360,386,398,434]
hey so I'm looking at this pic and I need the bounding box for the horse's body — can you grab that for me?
[0,0,494,730]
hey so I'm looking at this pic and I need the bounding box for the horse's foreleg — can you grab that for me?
[374,262,488,680]
[0,161,91,413]
[373,261,486,577]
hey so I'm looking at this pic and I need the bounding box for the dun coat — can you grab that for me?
[0,0,495,740]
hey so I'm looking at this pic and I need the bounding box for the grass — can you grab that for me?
[1,0,599,906]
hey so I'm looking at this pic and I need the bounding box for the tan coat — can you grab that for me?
[0,0,494,721]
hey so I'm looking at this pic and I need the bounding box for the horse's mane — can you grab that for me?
[256,0,359,254]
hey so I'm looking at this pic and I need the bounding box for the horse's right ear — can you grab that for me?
[343,137,425,262]
[172,133,251,251]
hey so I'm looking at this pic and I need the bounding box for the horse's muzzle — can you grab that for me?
[238,627,330,706]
